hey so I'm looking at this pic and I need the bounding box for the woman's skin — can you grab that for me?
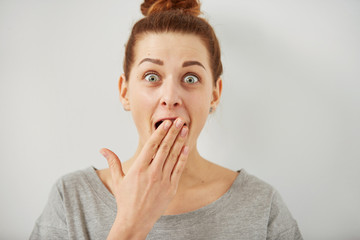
[98,33,238,240]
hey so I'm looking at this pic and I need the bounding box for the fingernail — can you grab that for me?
[183,146,189,155]
[180,127,188,137]
[176,118,184,128]
[163,120,171,130]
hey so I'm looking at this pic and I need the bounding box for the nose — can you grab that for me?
[160,80,182,109]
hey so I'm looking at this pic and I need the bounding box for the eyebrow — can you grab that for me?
[138,58,206,70]
[182,61,205,70]
[138,58,164,66]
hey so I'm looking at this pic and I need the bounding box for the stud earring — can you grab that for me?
[209,107,213,113]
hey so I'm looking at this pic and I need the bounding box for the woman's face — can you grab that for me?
[119,32,222,149]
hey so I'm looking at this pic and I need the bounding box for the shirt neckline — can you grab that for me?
[83,166,246,229]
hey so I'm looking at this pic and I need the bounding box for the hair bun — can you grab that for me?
[141,0,201,17]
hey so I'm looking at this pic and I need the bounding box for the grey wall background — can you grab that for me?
[1,0,359,239]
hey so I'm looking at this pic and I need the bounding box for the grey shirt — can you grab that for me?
[30,167,303,240]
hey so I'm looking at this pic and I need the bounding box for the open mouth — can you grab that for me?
[155,120,165,130]
[154,119,187,130]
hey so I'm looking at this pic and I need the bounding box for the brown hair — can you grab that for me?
[123,0,223,84]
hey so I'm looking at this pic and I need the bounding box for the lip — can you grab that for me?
[153,117,189,130]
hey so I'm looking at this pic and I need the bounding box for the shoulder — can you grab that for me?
[30,168,94,233]
[234,170,302,239]
[48,166,112,211]
[52,166,95,196]
[237,170,292,214]
[229,169,291,220]
[233,169,277,201]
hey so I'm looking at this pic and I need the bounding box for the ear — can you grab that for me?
[210,78,222,111]
[118,74,130,111]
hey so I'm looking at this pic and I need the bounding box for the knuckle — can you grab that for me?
[149,142,159,152]
[149,172,160,183]
[138,166,147,173]
[159,147,169,156]
[135,167,144,176]
[161,142,170,151]
[175,164,183,175]
[168,152,177,162]
[179,154,187,162]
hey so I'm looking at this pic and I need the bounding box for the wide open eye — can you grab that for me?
[144,73,160,82]
[183,74,199,84]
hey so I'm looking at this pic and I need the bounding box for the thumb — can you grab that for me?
[99,148,125,182]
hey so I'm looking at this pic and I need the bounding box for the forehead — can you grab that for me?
[133,32,210,66]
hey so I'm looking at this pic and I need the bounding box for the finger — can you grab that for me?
[100,148,125,182]
[150,118,185,171]
[170,145,189,186]
[162,125,188,179]
[136,119,172,167]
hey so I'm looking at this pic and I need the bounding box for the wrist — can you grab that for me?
[107,216,148,240]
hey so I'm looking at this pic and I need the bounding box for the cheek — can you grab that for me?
[188,90,212,111]
[132,93,152,109]
[129,83,155,110]
[128,85,156,133]
[187,93,211,126]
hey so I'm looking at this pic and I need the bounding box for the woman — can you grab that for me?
[31,0,303,239]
